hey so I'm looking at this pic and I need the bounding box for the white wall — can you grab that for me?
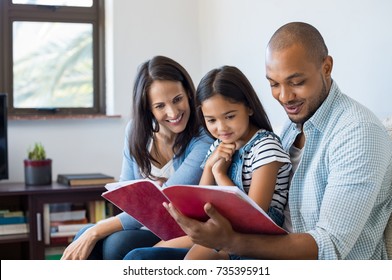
[198,0,392,129]
[6,0,392,183]
[6,0,200,183]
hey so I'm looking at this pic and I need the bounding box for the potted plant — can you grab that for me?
[24,143,52,186]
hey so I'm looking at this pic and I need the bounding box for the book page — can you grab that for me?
[167,184,270,219]
[104,179,159,191]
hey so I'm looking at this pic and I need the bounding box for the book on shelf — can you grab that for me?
[50,217,88,227]
[0,210,24,217]
[57,173,115,186]
[0,216,26,225]
[50,235,75,246]
[49,220,83,244]
[55,223,87,233]
[0,223,29,235]
[86,200,107,223]
[0,210,26,225]
[49,209,86,222]
[50,219,88,234]
[45,247,66,260]
[50,231,80,238]
[45,208,87,245]
[102,179,287,241]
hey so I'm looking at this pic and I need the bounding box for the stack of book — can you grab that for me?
[44,205,88,245]
[57,173,115,187]
[0,210,29,236]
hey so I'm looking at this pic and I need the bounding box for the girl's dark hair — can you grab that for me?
[196,65,272,137]
[129,55,199,178]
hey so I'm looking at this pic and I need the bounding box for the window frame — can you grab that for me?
[0,0,106,117]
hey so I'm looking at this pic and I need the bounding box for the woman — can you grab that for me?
[61,56,213,259]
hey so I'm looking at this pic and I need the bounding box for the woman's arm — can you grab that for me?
[166,130,214,186]
[61,216,123,260]
[119,121,138,182]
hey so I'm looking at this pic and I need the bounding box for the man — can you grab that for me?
[125,22,392,260]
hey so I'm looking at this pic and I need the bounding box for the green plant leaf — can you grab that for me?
[28,142,46,160]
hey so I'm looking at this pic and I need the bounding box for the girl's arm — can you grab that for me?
[248,161,283,212]
[199,163,216,185]
[211,158,234,186]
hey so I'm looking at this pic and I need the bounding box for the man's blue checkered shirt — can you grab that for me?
[280,81,392,259]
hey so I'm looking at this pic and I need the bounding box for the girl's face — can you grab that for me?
[201,94,255,146]
[148,80,190,136]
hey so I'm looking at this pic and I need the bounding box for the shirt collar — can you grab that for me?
[303,80,340,133]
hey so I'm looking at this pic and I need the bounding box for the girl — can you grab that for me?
[152,65,291,260]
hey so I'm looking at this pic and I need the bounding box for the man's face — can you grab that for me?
[265,44,331,124]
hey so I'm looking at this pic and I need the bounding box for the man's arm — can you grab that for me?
[163,202,318,259]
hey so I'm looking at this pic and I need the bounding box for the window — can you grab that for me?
[0,0,105,117]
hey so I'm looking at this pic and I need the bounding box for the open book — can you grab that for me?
[102,179,287,241]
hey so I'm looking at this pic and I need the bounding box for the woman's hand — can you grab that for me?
[61,227,99,260]
[61,216,123,260]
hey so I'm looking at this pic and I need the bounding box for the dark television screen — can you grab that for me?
[0,93,8,180]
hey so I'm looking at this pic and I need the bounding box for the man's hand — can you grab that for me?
[163,202,235,251]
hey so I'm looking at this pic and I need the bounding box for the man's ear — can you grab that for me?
[323,55,333,77]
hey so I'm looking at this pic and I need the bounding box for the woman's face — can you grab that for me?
[148,80,191,136]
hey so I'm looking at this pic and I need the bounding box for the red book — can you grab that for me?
[50,235,74,245]
[102,179,287,241]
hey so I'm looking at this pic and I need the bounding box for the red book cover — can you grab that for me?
[102,179,287,241]
[102,180,185,240]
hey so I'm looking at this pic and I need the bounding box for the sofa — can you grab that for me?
[383,117,392,259]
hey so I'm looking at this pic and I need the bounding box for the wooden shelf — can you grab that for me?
[0,233,29,243]
[0,181,119,259]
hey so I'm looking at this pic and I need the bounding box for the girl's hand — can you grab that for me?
[211,157,232,178]
[205,142,236,169]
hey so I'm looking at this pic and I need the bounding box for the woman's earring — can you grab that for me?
[152,118,159,132]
